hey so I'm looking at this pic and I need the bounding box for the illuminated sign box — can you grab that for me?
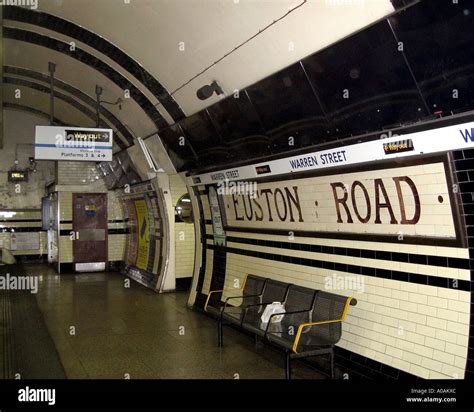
[8,170,28,182]
[35,126,113,162]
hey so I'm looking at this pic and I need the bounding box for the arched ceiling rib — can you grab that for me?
[3,38,157,140]
[3,5,185,122]
[2,79,123,152]
[5,65,134,148]
[4,102,69,126]
[3,82,93,128]
[3,27,169,132]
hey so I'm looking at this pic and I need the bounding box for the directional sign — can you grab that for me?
[35,126,113,161]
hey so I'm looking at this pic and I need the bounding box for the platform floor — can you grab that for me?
[0,263,324,379]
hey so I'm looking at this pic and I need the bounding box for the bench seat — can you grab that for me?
[205,274,356,379]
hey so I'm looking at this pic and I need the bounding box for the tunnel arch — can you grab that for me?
[4,65,135,148]
[3,27,170,134]
[3,5,185,122]
[3,76,126,150]
[4,102,71,126]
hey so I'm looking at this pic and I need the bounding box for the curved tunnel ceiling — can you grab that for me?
[18,0,394,116]
[3,1,395,116]
[1,0,399,175]
[5,65,134,148]
[3,5,185,122]
[3,27,169,132]
[2,80,126,152]
[4,102,69,126]
[3,37,159,142]
[3,82,94,129]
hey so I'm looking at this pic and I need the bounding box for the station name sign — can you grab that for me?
[35,126,113,162]
[222,159,458,243]
[187,121,474,186]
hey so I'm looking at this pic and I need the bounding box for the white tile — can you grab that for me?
[437,308,458,322]
[397,320,417,333]
[457,313,470,325]
[399,300,418,313]
[426,316,447,330]
[416,284,438,297]
[412,343,434,359]
[404,331,425,345]
[421,357,444,373]
[392,358,411,373]
[446,321,469,336]
[416,304,436,316]
[435,329,458,344]
[456,334,469,347]
[445,342,468,358]
[402,351,422,365]
[369,340,386,353]
[383,297,400,308]
[447,300,470,313]
[427,296,448,309]
[437,288,460,300]
[396,339,415,352]
[392,289,409,301]
[409,364,430,379]
[385,346,403,359]
[441,364,464,379]
[416,324,436,338]
[454,356,466,369]
[408,293,428,305]
[429,370,450,379]
[409,313,427,325]
[433,349,455,365]
[399,282,419,293]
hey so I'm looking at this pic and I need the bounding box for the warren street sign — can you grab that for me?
[35,126,113,161]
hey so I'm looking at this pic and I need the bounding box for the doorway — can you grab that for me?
[72,193,108,272]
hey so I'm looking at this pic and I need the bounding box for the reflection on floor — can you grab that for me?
[2,263,324,379]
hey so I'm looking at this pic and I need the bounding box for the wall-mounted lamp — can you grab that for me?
[95,85,123,126]
[196,80,224,100]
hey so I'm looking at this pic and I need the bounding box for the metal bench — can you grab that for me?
[205,275,356,379]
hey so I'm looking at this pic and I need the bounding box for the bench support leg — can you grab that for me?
[285,352,291,380]
[218,319,223,347]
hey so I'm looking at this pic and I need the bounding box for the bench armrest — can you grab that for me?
[205,274,254,312]
[292,296,354,353]
[292,319,342,353]
[204,290,224,312]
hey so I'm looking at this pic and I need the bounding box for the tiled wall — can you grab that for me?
[452,148,474,380]
[169,174,195,279]
[194,154,473,380]
[0,209,47,256]
[0,110,55,210]
[56,162,104,186]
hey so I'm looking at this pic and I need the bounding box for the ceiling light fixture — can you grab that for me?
[196,81,224,100]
